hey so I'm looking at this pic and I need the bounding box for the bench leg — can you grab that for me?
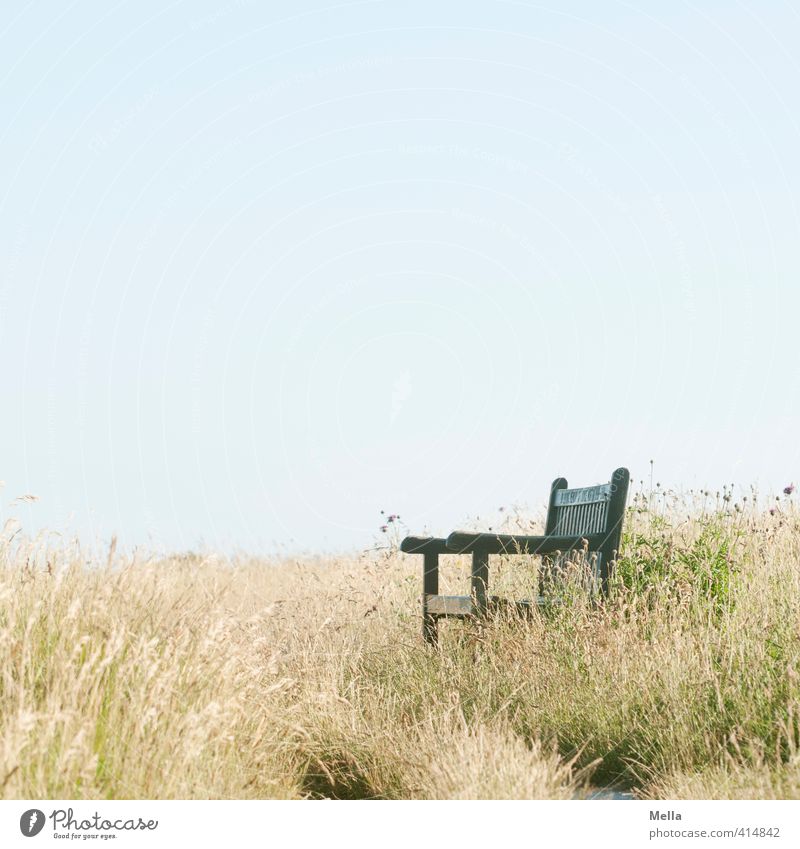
[422,552,439,645]
[471,550,489,615]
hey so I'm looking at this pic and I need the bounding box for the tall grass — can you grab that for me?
[1,488,799,799]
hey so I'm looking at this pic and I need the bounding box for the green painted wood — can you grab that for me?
[446,532,605,555]
[542,476,568,596]
[400,467,630,642]
[400,536,449,555]
[545,477,568,534]
[471,549,489,615]
[597,467,630,595]
[553,484,611,507]
[422,551,439,644]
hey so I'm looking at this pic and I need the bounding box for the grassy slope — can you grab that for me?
[1,491,799,799]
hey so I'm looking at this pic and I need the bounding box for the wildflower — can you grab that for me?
[784,484,795,496]
[769,508,777,516]
[380,525,388,533]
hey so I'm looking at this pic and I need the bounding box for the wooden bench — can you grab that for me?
[401,467,630,644]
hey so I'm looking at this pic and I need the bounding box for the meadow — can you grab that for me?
[1,486,799,800]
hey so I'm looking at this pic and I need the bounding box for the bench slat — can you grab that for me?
[427,595,556,617]
[446,531,604,555]
[553,484,611,506]
[426,595,473,617]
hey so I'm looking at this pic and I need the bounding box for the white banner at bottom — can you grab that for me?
[1,799,797,849]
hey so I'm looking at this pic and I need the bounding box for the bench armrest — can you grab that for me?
[446,531,605,555]
[400,536,451,555]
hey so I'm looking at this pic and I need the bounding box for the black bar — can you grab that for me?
[471,550,489,615]
[400,536,450,555]
[422,552,439,645]
[545,476,568,534]
[446,532,604,555]
[597,467,631,595]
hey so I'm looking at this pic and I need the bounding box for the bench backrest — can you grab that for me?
[544,466,630,592]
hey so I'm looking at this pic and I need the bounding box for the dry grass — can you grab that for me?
[1,489,799,799]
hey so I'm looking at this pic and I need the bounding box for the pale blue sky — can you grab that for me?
[2,1,799,553]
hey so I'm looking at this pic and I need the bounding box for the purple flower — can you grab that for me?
[784,484,795,496]
[380,525,388,533]
[769,507,777,516]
